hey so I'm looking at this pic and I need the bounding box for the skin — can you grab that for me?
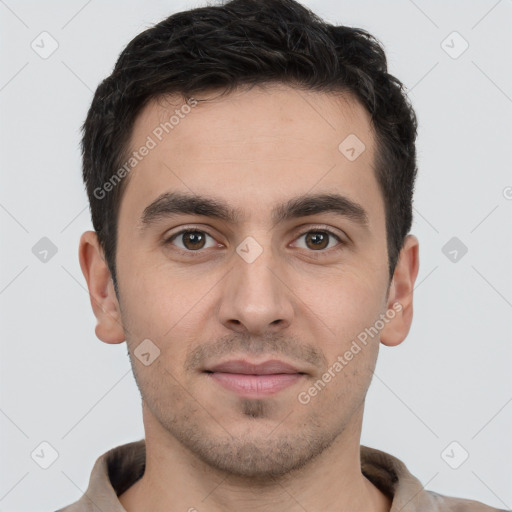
[79,83,419,512]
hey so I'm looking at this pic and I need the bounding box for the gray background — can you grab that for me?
[0,0,511,510]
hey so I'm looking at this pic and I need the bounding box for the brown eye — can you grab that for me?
[182,231,206,250]
[295,230,343,252]
[305,232,329,250]
[166,229,216,251]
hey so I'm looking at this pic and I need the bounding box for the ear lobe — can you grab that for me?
[380,234,420,347]
[78,230,126,344]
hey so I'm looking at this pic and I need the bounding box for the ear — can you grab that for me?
[380,234,420,347]
[78,230,126,344]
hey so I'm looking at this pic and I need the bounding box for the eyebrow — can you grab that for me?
[139,191,369,231]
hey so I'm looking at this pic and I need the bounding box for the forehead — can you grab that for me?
[118,83,382,229]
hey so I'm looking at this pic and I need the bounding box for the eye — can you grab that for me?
[293,229,345,252]
[164,226,346,254]
[165,229,218,251]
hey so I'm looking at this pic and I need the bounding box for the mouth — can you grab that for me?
[203,359,306,397]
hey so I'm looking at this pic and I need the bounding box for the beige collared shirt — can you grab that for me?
[55,439,508,511]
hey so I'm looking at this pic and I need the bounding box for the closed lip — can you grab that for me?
[205,359,305,375]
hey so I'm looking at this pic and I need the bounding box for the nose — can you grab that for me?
[217,244,295,336]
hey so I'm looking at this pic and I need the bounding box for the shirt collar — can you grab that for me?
[63,439,444,511]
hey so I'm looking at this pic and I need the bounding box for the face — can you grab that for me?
[80,83,418,479]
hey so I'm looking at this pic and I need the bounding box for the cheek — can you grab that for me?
[118,268,215,381]
[296,265,388,341]
[119,256,206,334]
[296,339,379,426]
[130,356,192,427]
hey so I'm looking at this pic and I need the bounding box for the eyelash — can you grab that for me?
[164,226,346,257]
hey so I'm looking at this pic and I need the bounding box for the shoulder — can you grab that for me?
[427,490,510,511]
[53,439,146,512]
[360,445,508,512]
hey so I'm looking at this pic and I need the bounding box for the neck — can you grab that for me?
[119,405,391,512]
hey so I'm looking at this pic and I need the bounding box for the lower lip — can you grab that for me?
[207,372,303,397]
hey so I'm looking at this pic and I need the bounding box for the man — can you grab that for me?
[57,0,506,510]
